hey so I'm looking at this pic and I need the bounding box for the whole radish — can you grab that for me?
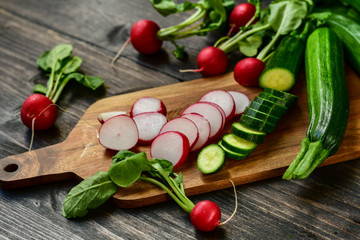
[234,58,265,87]
[228,3,257,35]
[20,93,57,131]
[130,19,163,55]
[197,47,228,77]
[190,200,221,232]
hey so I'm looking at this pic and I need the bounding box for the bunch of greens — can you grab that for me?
[62,150,195,218]
[35,44,104,104]
[149,0,234,58]
[216,0,313,61]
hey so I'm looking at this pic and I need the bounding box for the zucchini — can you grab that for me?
[248,100,286,118]
[222,133,257,155]
[322,10,360,75]
[197,144,225,174]
[258,92,292,108]
[283,27,349,180]
[263,88,298,105]
[218,140,249,160]
[259,22,313,91]
[253,97,288,116]
[240,114,276,133]
[243,107,280,125]
[231,122,266,144]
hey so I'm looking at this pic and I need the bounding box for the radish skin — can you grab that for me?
[196,47,228,77]
[130,19,163,55]
[234,58,265,87]
[98,111,127,124]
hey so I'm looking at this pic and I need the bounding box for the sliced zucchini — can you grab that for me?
[243,107,280,125]
[222,133,257,154]
[263,88,298,105]
[231,122,266,144]
[218,140,249,160]
[253,96,288,115]
[248,100,286,118]
[240,114,276,133]
[197,144,225,174]
[258,92,291,108]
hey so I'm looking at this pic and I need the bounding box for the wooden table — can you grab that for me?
[1,0,359,239]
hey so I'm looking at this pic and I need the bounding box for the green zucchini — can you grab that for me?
[218,140,249,160]
[263,88,298,106]
[248,100,286,118]
[231,122,266,144]
[253,97,288,116]
[283,27,349,180]
[259,22,313,91]
[243,107,280,125]
[258,92,291,108]
[240,114,276,133]
[222,133,257,155]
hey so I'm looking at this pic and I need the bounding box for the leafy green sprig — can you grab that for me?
[35,44,104,103]
[62,150,195,218]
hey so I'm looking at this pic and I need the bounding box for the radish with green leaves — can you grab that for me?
[21,44,104,131]
[228,2,257,35]
[63,150,237,232]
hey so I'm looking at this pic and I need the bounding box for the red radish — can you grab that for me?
[199,90,235,123]
[181,113,211,151]
[227,91,250,117]
[159,118,199,149]
[98,115,139,151]
[208,102,226,130]
[97,111,127,124]
[151,131,190,168]
[181,47,228,77]
[20,93,57,131]
[228,3,257,35]
[190,200,221,232]
[130,19,163,55]
[111,19,162,65]
[234,58,265,87]
[182,102,224,139]
[130,97,167,117]
[133,112,167,144]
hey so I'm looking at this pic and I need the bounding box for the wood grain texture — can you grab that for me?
[0,0,360,239]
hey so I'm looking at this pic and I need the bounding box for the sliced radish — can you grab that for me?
[97,111,127,124]
[227,91,250,117]
[98,115,139,151]
[133,112,167,144]
[130,97,167,117]
[159,118,199,149]
[151,131,190,168]
[182,102,224,139]
[199,90,235,122]
[181,113,211,151]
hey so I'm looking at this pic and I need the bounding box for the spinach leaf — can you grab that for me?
[62,171,117,218]
[108,152,152,187]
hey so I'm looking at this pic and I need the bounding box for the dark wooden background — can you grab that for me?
[0,0,360,239]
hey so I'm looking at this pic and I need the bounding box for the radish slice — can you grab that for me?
[182,102,224,139]
[97,111,127,124]
[181,113,211,151]
[199,90,235,122]
[130,97,167,117]
[98,115,139,151]
[151,131,190,168]
[227,91,250,117]
[159,117,199,149]
[133,112,167,144]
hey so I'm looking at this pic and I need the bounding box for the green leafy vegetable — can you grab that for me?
[35,44,104,103]
[62,171,117,218]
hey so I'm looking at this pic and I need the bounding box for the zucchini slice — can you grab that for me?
[231,122,266,144]
[243,107,280,125]
[263,88,298,105]
[258,92,292,108]
[240,114,276,133]
[248,100,286,118]
[197,144,225,174]
[218,140,249,160]
[222,133,257,154]
[253,97,288,115]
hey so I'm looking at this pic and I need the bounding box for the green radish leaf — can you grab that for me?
[149,0,196,16]
[36,50,51,71]
[108,152,151,187]
[82,76,104,90]
[33,84,48,94]
[172,45,185,59]
[62,56,83,74]
[62,171,117,218]
[111,150,137,166]
[268,0,309,35]
[239,34,263,57]
[46,44,73,71]
[63,72,84,82]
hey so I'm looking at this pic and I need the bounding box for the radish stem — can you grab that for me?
[111,37,131,66]
[219,180,238,226]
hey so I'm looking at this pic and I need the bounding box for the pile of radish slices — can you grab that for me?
[97,90,250,168]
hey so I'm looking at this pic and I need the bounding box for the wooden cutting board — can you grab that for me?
[1,66,360,208]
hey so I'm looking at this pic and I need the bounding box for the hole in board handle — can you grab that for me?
[4,164,19,173]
